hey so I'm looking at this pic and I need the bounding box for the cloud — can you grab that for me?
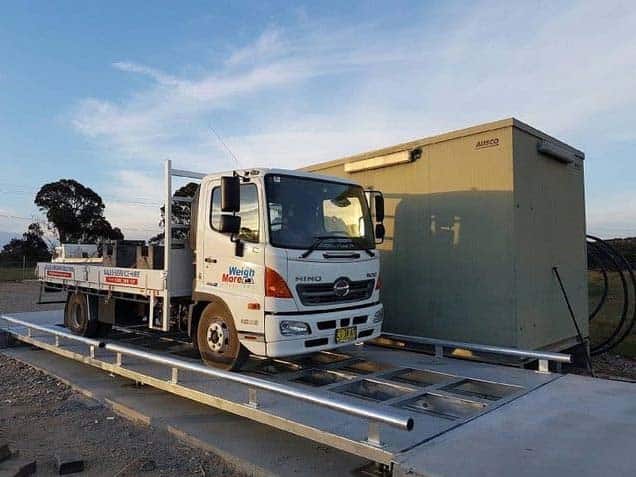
[112,61,182,86]
[99,170,163,240]
[587,191,636,238]
[226,28,285,66]
[70,0,636,238]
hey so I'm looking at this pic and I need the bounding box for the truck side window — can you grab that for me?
[210,184,260,242]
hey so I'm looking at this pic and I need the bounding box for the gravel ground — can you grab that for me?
[0,354,244,476]
[589,353,636,381]
[0,281,247,476]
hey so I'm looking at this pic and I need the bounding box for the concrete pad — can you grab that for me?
[393,374,636,477]
[2,347,367,477]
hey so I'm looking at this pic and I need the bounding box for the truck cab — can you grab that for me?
[190,169,385,369]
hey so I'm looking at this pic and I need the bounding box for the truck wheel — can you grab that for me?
[196,302,249,370]
[64,292,99,338]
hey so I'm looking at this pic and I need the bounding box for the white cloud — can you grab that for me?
[103,200,161,240]
[112,61,182,87]
[70,0,636,238]
[226,28,285,66]
[107,169,164,202]
[100,170,163,240]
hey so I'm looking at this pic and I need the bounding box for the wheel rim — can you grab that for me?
[206,321,229,353]
[72,303,83,329]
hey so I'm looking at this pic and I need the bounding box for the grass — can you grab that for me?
[0,267,37,282]
[588,270,636,358]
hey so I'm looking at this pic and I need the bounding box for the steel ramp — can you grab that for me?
[1,310,559,468]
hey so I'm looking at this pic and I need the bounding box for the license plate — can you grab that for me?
[335,326,357,344]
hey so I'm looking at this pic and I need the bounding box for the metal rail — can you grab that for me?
[1,315,101,348]
[382,333,571,373]
[105,342,413,430]
[1,314,413,431]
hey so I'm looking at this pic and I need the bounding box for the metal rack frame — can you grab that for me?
[158,160,206,332]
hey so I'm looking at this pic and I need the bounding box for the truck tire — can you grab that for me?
[196,302,249,370]
[64,292,100,338]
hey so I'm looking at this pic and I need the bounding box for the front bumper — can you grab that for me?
[264,303,383,358]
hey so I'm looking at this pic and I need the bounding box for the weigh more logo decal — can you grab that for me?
[222,265,255,285]
[103,268,141,286]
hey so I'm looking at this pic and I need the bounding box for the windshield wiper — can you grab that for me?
[300,235,374,258]
[300,235,340,258]
[351,237,375,257]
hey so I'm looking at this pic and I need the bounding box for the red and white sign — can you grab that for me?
[104,276,139,286]
[46,270,73,279]
[102,268,141,287]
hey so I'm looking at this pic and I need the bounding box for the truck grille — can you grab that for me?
[296,279,374,306]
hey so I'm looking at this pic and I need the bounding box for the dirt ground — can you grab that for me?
[0,281,246,476]
[0,354,244,477]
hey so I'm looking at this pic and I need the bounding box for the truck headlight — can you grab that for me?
[280,320,311,336]
[373,308,384,323]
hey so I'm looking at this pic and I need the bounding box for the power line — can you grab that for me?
[0,185,162,203]
[0,213,160,233]
[0,213,41,221]
[0,190,161,208]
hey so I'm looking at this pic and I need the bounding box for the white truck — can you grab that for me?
[37,161,386,369]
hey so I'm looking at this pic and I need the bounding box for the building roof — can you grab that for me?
[304,117,585,172]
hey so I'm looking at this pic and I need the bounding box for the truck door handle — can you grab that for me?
[205,257,217,263]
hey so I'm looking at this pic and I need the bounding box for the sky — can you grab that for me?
[0,0,635,243]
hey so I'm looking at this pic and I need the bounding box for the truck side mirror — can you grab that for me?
[221,176,240,212]
[219,214,241,234]
[374,194,385,222]
[375,223,386,242]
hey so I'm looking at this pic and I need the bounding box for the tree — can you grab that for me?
[34,179,124,243]
[149,182,198,245]
[0,223,51,264]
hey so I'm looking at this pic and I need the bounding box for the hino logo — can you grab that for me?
[296,276,322,282]
[333,278,350,297]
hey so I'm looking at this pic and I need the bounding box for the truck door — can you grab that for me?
[200,179,265,338]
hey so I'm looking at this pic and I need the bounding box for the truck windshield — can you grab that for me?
[265,174,375,250]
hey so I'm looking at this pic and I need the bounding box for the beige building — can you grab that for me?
[305,118,587,351]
